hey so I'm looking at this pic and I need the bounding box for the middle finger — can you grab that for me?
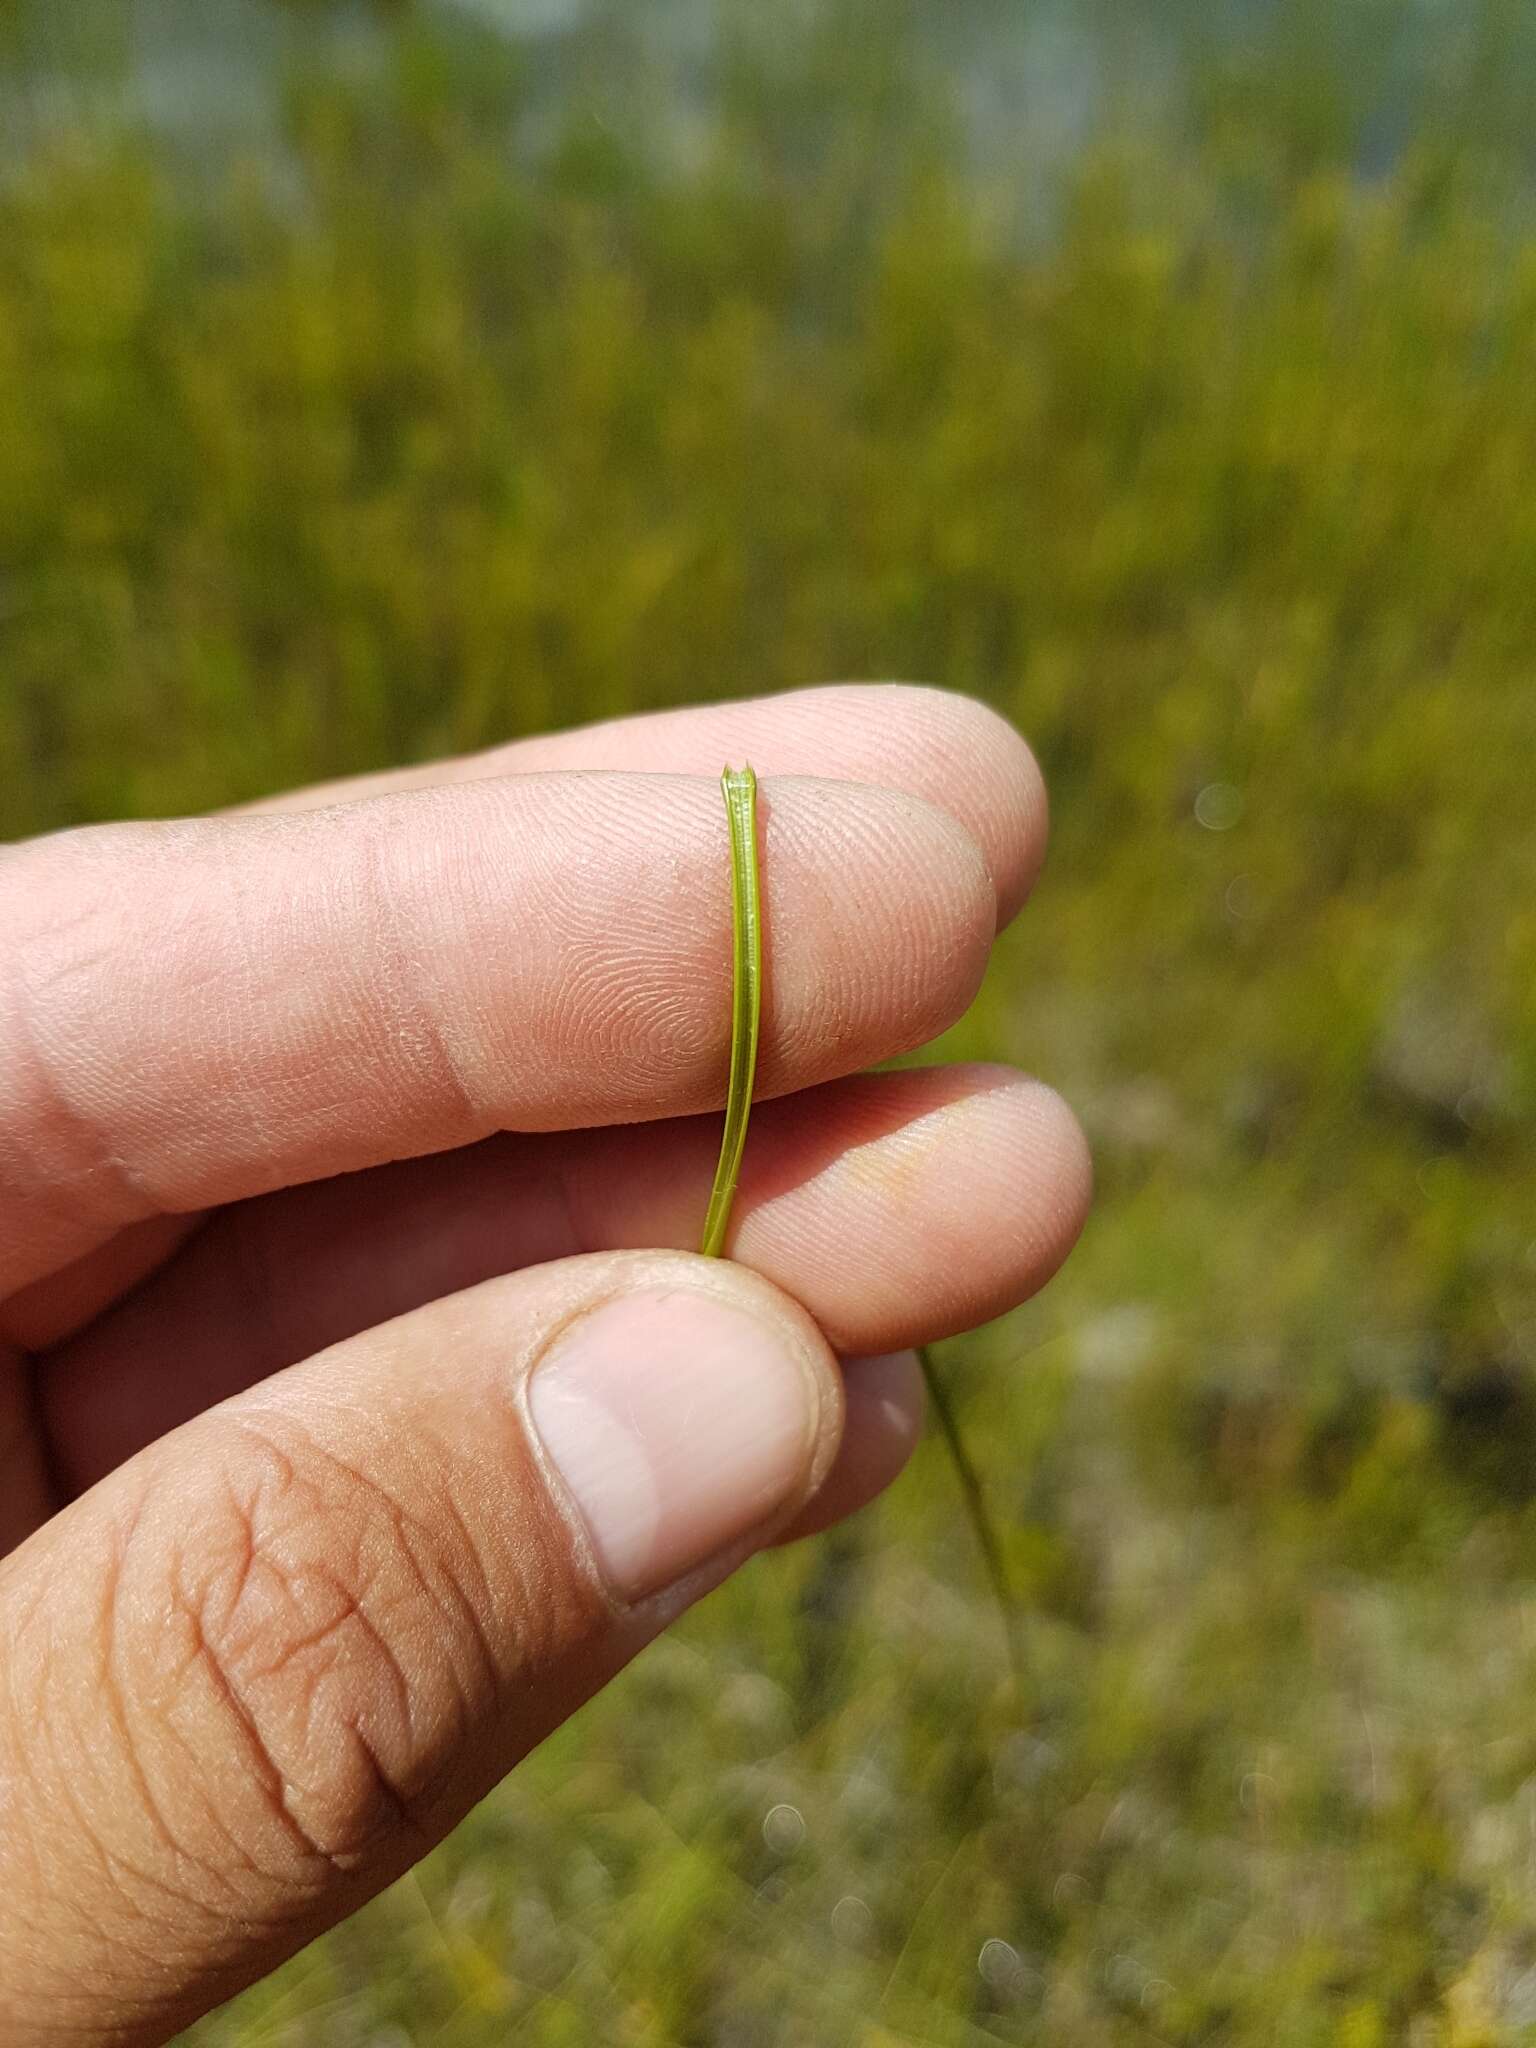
[40,1063,1091,1491]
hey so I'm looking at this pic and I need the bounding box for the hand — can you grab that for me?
[0,685,1090,2046]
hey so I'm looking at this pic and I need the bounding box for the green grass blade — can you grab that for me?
[696,773,1018,1688]
[917,1344,1027,1692]
[700,763,762,1258]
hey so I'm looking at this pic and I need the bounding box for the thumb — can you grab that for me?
[0,1251,842,2047]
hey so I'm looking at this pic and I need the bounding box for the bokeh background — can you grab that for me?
[3,2,1535,2041]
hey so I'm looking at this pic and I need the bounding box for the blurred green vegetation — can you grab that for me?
[4,2,1536,2041]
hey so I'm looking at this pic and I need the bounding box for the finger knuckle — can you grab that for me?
[0,823,171,1238]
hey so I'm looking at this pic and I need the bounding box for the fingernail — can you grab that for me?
[528,1287,819,1601]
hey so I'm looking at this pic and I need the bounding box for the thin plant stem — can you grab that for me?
[700,763,762,1258]
[918,1344,1027,1693]
[695,767,1023,1693]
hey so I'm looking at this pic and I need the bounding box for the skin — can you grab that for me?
[0,684,1091,2046]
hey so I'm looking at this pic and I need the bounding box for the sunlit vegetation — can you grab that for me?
[4,4,1536,2039]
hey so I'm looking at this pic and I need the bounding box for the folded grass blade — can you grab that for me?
[697,763,1022,1690]
[700,764,762,1258]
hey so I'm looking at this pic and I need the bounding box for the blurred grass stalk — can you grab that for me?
[918,1344,1029,1691]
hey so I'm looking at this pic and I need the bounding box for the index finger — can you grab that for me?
[0,772,996,1297]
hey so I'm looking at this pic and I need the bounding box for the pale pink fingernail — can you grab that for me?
[528,1287,818,1601]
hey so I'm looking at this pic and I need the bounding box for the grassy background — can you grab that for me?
[4,2,1536,2040]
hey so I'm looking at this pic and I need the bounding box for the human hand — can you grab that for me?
[0,685,1090,2045]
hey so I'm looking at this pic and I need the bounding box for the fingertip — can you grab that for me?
[851,686,1049,927]
[725,1063,1091,1356]
[1010,1070,1095,1267]
[929,1067,1094,1314]
[771,1348,927,1544]
[757,777,997,1092]
[963,697,1049,921]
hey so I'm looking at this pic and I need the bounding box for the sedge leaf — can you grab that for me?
[700,764,762,1257]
